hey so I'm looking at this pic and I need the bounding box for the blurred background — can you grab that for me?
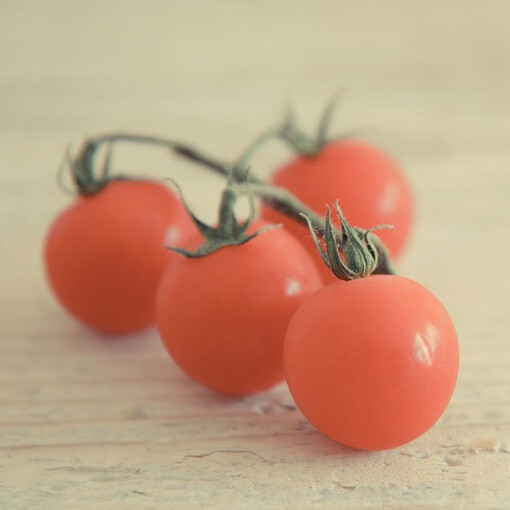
[2,0,509,334]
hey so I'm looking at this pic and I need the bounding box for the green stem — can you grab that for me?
[230,182,396,276]
[234,127,283,174]
[72,133,230,194]
[69,132,395,276]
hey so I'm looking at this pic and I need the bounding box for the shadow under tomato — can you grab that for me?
[174,378,376,460]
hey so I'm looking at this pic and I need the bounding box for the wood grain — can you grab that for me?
[1,1,509,508]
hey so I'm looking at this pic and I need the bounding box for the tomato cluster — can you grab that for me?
[44,106,458,450]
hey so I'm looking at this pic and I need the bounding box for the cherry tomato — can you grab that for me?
[261,140,413,283]
[284,275,459,450]
[44,179,193,334]
[156,221,322,395]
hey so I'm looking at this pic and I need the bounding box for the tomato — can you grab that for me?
[156,221,322,395]
[284,275,459,450]
[44,179,193,334]
[261,140,413,283]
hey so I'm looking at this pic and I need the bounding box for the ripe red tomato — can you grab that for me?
[44,180,193,334]
[156,221,322,395]
[261,140,413,283]
[284,275,459,450]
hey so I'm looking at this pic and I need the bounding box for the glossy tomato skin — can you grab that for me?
[156,222,323,396]
[261,140,413,283]
[44,180,193,334]
[284,275,459,450]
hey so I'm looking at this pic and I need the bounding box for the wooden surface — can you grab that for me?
[1,1,509,508]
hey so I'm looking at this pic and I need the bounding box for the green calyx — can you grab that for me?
[232,93,342,167]
[59,140,124,196]
[301,202,392,280]
[167,176,280,258]
[278,93,341,157]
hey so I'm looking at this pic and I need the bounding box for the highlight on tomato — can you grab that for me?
[260,101,413,283]
[156,180,322,396]
[283,204,459,450]
[44,143,193,334]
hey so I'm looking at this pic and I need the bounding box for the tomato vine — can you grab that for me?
[60,131,396,278]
